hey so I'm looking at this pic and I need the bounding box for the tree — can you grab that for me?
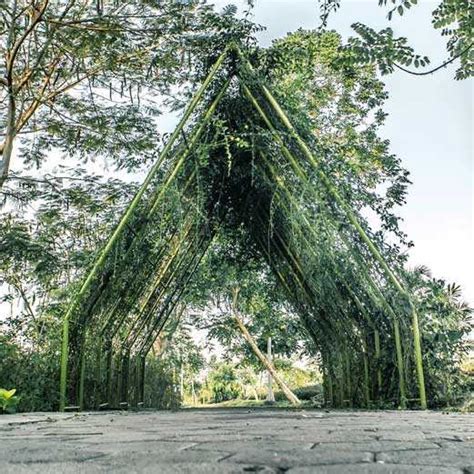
[186,230,311,361]
[0,169,137,329]
[0,0,216,187]
[205,362,242,403]
[0,168,138,410]
[232,288,301,405]
[404,265,472,406]
[183,230,311,404]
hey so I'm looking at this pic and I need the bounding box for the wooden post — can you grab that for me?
[266,337,275,403]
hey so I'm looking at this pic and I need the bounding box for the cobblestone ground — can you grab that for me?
[0,408,473,473]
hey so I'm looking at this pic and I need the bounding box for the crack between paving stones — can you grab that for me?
[242,465,270,473]
[7,416,76,427]
[379,458,471,470]
[78,439,197,447]
[43,432,104,436]
[216,452,235,462]
[10,453,107,465]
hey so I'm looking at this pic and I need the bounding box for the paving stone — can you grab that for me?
[377,445,474,468]
[227,447,374,468]
[0,409,472,472]
[288,464,464,473]
[311,440,440,452]
[1,461,278,474]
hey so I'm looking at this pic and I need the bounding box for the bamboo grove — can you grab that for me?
[58,41,447,412]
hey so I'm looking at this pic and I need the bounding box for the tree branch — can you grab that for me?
[393,43,472,76]
[7,0,50,73]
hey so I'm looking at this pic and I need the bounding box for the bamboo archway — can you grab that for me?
[59,45,427,411]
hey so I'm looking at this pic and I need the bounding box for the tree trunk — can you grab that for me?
[0,94,16,188]
[232,288,300,406]
[191,379,196,406]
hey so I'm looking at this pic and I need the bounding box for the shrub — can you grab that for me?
[143,356,181,410]
[0,336,59,412]
[207,363,242,403]
[0,388,20,414]
[274,384,323,404]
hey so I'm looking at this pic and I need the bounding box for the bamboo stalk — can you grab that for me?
[140,356,146,404]
[59,51,229,410]
[345,351,352,407]
[106,342,113,405]
[78,80,227,403]
[374,329,382,399]
[338,353,344,407]
[252,211,340,338]
[240,73,426,408]
[79,224,195,408]
[335,231,407,407]
[265,149,407,407]
[122,223,195,347]
[147,79,231,217]
[97,169,199,338]
[78,348,86,411]
[363,339,371,407]
[126,230,201,352]
[256,156,370,353]
[327,368,334,407]
[253,220,335,346]
[137,232,215,356]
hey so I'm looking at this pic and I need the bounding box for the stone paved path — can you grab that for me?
[0,408,472,473]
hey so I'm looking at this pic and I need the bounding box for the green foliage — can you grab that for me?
[0,1,211,180]
[205,363,243,403]
[343,24,431,75]
[143,355,181,410]
[406,267,473,407]
[0,335,59,412]
[275,384,323,403]
[0,388,20,414]
[274,360,322,389]
[188,233,312,368]
[0,169,137,411]
[317,0,473,79]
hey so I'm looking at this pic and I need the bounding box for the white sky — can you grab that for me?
[210,0,473,306]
